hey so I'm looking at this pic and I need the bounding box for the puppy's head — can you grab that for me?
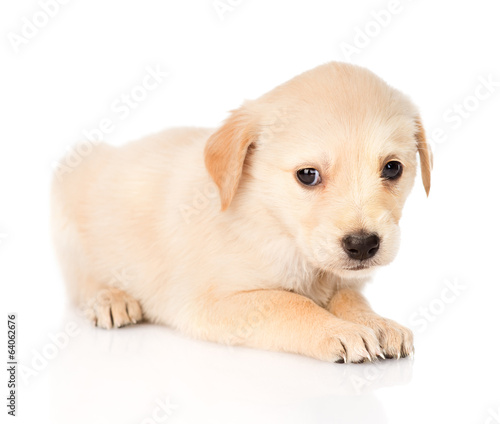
[205,62,432,278]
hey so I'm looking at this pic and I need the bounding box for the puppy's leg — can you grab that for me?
[328,289,413,359]
[83,280,143,329]
[191,289,383,363]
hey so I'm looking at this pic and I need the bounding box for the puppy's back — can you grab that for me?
[51,127,213,306]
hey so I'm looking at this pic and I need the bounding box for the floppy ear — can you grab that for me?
[415,117,433,196]
[204,105,258,211]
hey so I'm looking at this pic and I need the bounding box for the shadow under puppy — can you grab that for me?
[52,62,431,363]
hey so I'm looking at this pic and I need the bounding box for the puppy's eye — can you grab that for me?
[297,168,321,186]
[382,161,403,180]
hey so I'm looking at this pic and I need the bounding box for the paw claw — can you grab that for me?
[86,288,142,329]
[356,316,414,361]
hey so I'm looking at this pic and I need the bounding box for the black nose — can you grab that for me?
[342,233,380,260]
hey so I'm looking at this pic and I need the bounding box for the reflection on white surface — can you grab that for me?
[49,308,413,424]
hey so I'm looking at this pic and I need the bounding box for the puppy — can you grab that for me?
[51,62,431,363]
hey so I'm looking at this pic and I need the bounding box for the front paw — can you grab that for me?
[361,315,414,359]
[320,321,384,363]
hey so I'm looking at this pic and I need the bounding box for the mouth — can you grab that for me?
[322,261,377,277]
[342,259,379,271]
[344,264,370,271]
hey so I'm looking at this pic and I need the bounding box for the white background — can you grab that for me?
[1,0,500,423]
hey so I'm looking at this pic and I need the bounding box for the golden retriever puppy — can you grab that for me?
[51,62,431,363]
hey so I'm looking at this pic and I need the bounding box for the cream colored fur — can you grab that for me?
[51,62,431,363]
